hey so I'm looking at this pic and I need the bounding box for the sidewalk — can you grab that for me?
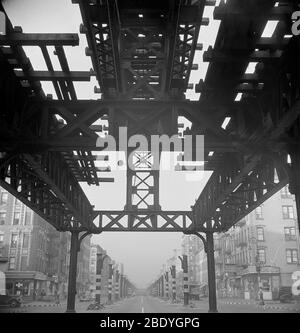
[217,297,300,312]
[21,300,67,308]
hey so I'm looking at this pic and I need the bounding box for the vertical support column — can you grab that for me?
[158,278,160,297]
[289,148,300,231]
[181,255,189,306]
[125,151,161,227]
[95,253,103,305]
[161,275,164,298]
[170,265,176,302]
[120,274,123,298]
[164,272,169,299]
[115,269,119,301]
[66,231,79,313]
[124,277,128,297]
[206,231,218,313]
[108,263,113,303]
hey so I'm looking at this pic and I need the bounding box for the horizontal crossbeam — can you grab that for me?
[14,70,94,81]
[0,33,79,46]
[92,210,198,232]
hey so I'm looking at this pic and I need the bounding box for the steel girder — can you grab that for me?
[92,210,194,232]
[1,0,300,235]
[193,0,300,231]
[3,99,274,153]
[75,0,210,99]
[193,153,289,232]
[0,152,93,231]
[0,6,95,231]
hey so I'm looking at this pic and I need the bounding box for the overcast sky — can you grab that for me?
[2,0,223,288]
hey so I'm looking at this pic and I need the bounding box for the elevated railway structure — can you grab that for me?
[0,0,300,312]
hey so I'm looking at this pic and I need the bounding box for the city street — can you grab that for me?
[1,296,300,313]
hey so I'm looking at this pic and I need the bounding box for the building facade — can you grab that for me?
[0,187,90,300]
[203,185,300,300]
[180,185,300,300]
[89,243,103,297]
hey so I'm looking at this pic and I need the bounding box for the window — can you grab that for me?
[255,206,263,219]
[24,210,31,226]
[0,192,8,205]
[257,227,265,241]
[13,212,20,225]
[257,249,266,264]
[22,233,29,248]
[286,249,298,264]
[9,257,16,270]
[282,205,294,219]
[0,232,4,242]
[20,256,27,271]
[284,227,296,241]
[10,233,18,248]
[0,212,5,225]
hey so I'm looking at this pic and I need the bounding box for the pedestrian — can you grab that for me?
[55,290,60,305]
[41,289,46,301]
[258,287,265,306]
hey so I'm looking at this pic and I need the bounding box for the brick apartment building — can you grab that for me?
[184,185,300,300]
[0,187,91,300]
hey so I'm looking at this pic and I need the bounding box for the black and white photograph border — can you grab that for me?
[0,0,300,321]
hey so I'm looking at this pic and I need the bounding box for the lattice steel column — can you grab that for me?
[126,150,161,226]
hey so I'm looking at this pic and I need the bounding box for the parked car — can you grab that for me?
[279,286,293,303]
[0,294,22,308]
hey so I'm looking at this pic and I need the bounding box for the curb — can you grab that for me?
[220,301,254,305]
[22,303,62,308]
[220,300,300,312]
[263,305,300,312]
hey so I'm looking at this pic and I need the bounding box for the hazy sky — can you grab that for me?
[3,0,222,287]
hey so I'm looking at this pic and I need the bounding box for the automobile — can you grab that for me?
[0,294,22,308]
[278,286,293,303]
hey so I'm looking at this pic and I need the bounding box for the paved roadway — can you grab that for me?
[1,296,300,313]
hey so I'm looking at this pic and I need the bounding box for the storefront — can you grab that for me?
[5,271,49,299]
[241,265,280,300]
[189,284,201,300]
